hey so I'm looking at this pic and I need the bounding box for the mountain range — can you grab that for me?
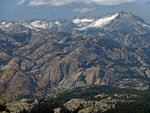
[0,11,150,104]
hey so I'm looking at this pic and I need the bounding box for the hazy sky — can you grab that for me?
[0,0,150,23]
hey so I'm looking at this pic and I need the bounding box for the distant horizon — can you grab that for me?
[0,0,150,23]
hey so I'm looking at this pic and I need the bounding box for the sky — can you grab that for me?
[0,0,150,23]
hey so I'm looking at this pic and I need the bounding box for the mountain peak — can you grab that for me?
[116,11,145,23]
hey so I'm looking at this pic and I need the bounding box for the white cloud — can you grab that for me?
[28,0,73,6]
[17,0,26,5]
[29,1,48,6]
[73,8,95,13]
[87,0,136,6]
[17,0,136,6]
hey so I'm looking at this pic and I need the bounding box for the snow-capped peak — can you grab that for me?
[77,13,119,30]
[0,21,13,28]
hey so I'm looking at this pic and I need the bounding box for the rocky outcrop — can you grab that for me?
[6,99,38,113]
[64,99,115,113]
[58,92,137,113]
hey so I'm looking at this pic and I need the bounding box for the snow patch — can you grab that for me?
[138,22,150,29]
[73,18,94,24]
[90,13,118,27]
[31,20,51,29]
[21,22,36,30]
[55,21,61,26]
[2,22,6,25]
[2,22,13,28]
